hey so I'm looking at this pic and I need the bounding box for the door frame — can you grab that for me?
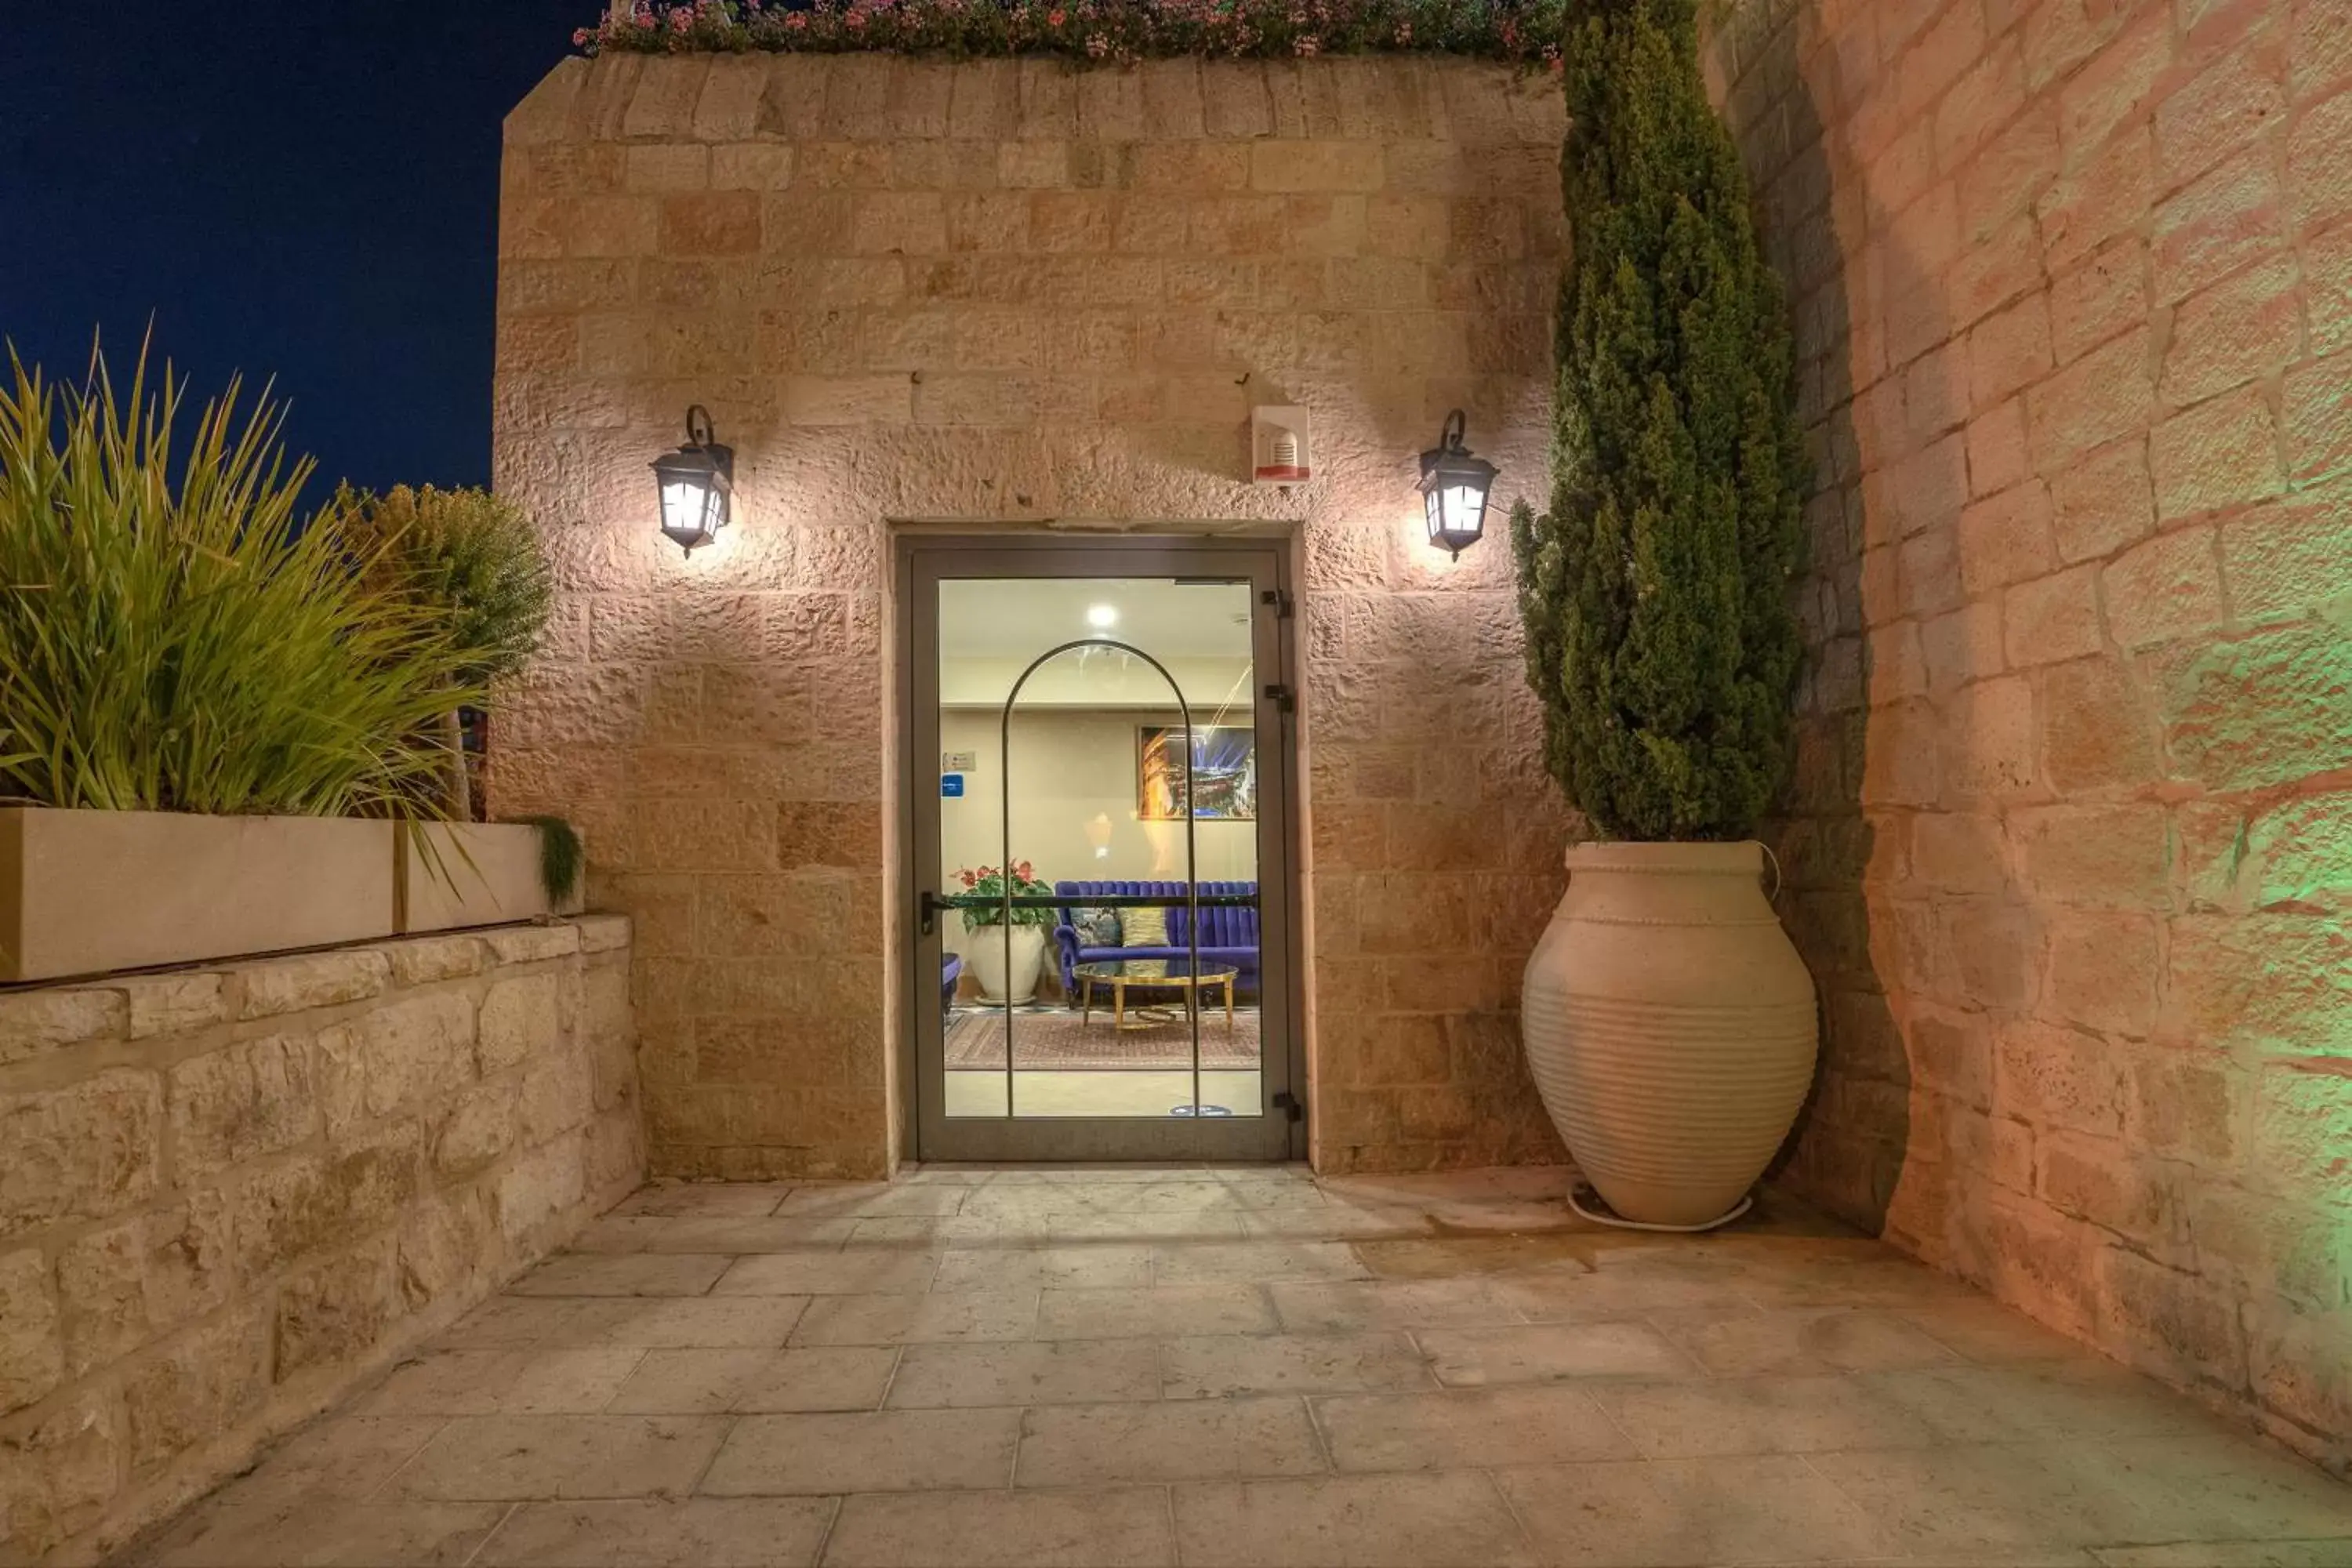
[892,531,1307,1163]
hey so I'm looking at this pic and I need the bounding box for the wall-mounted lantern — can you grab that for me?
[1418,409,1499,560]
[652,405,734,556]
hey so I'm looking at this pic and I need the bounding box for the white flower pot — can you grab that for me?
[965,924,1045,1005]
[1521,840,1819,1228]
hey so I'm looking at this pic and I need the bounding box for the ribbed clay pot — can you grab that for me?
[1521,841,1818,1228]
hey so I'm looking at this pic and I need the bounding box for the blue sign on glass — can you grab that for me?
[941,774,965,797]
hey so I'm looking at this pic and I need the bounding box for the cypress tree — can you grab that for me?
[1511,0,1809,842]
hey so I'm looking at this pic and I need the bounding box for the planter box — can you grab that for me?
[0,808,396,985]
[396,822,582,935]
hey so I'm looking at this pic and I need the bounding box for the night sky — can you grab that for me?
[2,2,597,501]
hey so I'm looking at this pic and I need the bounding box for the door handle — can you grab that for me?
[919,889,945,938]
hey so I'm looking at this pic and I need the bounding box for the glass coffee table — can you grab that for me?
[1072,959,1240,1033]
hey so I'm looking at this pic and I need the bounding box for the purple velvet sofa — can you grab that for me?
[1051,880,1260,998]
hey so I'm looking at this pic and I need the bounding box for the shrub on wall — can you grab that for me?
[1509,0,1807,842]
[339,484,554,818]
[576,0,1569,66]
[0,348,482,818]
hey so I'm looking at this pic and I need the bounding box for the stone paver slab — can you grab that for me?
[554,1297,809,1348]
[885,1338,1161,1407]
[734,1347,902,1413]
[1160,1331,1436,1399]
[1497,1453,1899,1566]
[230,1416,448,1505]
[1863,1361,2218,1444]
[612,1183,793,1218]
[510,1254,733,1298]
[365,1348,645,1417]
[140,1499,505,1568]
[1649,1304,1962,1376]
[930,1244,1153,1291]
[1150,1241,1369,1286]
[473,1498,837,1566]
[1896,1298,2095,1363]
[1313,1385,1634,1471]
[714,1251,942,1296]
[698,1408,1021,1495]
[1588,1373,1943,1458]
[1268,1277,1527,1332]
[2096,1543,2352,1566]
[822,1486,1176,1566]
[1046,1211,1248,1242]
[387,1415,732,1501]
[2098,1432,2352,1543]
[1172,1473,1539,1566]
[1417,1321,1694,1386]
[775,1185,969,1218]
[604,1348,779,1414]
[1036,1284,1276,1339]
[1014,1397,1327,1486]
[790,1289,1040,1345]
[1806,1442,2173,1552]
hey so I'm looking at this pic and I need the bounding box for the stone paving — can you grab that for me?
[116,1167,2352,1566]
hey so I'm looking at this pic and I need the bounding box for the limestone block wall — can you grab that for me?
[490,54,1574,1178]
[0,919,643,1562]
[1714,0,2352,1468]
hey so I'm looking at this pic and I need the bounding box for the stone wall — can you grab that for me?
[490,54,1573,1178]
[0,919,643,1562]
[1714,0,2352,1469]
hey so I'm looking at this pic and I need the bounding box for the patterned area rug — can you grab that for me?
[945,1005,1261,1070]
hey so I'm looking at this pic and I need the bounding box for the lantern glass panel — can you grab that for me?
[1441,484,1485,539]
[661,477,713,540]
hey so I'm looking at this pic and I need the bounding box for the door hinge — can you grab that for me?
[1272,1091,1304,1124]
[1261,588,1294,618]
[1263,682,1296,713]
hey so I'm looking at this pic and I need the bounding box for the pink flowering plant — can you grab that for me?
[953,862,1056,929]
[575,0,1567,67]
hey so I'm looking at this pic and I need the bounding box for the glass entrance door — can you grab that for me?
[899,537,1298,1162]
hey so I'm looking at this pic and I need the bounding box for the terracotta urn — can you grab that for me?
[1521,840,1818,1227]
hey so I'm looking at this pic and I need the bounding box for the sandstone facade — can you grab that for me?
[489,55,1574,1179]
[0,919,642,1562]
[1715,0,2352,1470]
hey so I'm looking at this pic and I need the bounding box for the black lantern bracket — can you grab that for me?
[652,404,737,557]
[1417,408,1500,561]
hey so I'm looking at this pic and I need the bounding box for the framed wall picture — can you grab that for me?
[1138,725,1257,821]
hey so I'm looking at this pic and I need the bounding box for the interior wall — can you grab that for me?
[937,707,1259,966]
[1715,0,2351,1471]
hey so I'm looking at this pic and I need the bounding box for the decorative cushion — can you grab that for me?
[1121,906,1170,948]
[1072,906,1122,947]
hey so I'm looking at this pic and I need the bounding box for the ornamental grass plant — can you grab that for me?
[0,347,482,818]
[1510,0,1808,842]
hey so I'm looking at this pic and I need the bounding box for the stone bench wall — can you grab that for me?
[0,918,644,1562]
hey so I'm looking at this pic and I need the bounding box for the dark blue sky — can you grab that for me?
[3,2,593,498]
